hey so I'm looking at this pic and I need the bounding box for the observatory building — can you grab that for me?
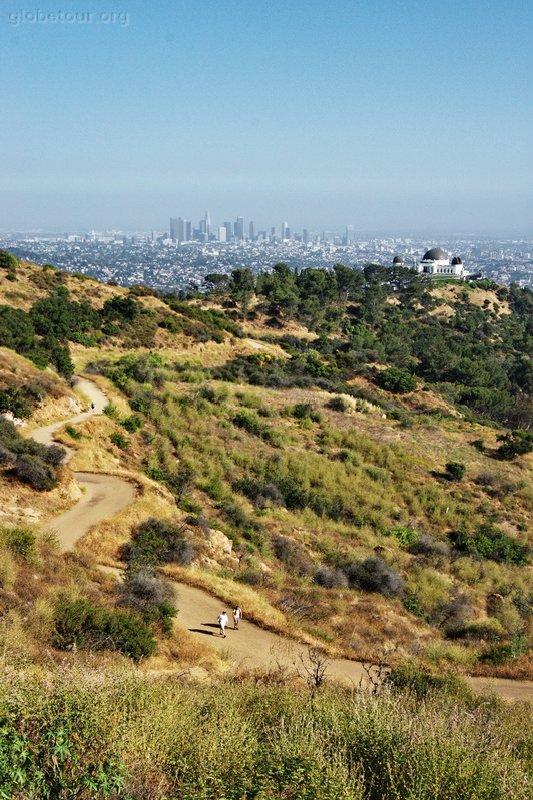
[414,247,465,278]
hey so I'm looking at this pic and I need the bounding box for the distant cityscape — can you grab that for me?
[1,213,532,292]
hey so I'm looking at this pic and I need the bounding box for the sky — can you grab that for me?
[0,0,532,235]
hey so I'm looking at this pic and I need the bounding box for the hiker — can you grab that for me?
[217,610,228,637]
[90,402,95,411]
[232,605,242,630]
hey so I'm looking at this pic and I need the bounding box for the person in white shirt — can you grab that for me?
[217,611,228,637]
[232,606,242,630]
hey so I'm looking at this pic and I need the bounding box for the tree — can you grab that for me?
[0,249,18,275]
[204,273,229,293]
[229,268,255,314]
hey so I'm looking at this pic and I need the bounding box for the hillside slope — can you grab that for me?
[0,253,531,681]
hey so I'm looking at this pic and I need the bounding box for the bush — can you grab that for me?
[65,424,82,440]
[377,366,417,393]
[446,619,504,642]
[450,524,530,566]
[389,659,474,702]
[53,596,156,660]
[123,517,196,569]
[326,395,350,412]
[0,249,18,273]
[119,570,177,634]
[445,461,466,481]
[272,534,313,576]
[407,533,450,558]
[120,414,144,433]
[0,418,65,489]
[103,403,120,418]
[14,453,57,491]
[386,525,418,548]
[0,525,36,559]
[480,633,528,665]
[110,432,130,450]
[290,402,322,422]
[496,430,533,460]
[345,557,405,597]
[314,566,349,589]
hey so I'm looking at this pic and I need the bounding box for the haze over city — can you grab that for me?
[1,0,532,236]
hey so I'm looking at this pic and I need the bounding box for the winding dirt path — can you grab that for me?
[32,379,533,700]
[31,377,136,552]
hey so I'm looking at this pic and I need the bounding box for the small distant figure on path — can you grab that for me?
[232,605,242,630]
[217,611,228,637]
[90,402,95,411]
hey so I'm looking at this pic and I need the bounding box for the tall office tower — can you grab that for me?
[235,216,244,240]
[204,210,211,238]
[345,225,355,245]
[177,217,187,243]
[248,220,255,241]
[218,226,227,242]
[271,226,277,241]
[303,228,309,245]
[281,221,288,240]
[185,220,192,241]
[170,217,179,241]
[224,221,233,241]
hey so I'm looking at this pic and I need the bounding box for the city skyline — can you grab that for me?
[1,1,532,235]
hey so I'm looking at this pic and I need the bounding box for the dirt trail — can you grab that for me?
[30,377,136,552]
[33,379,533,700]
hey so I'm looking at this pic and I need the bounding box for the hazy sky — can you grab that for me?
[1,0,532,234]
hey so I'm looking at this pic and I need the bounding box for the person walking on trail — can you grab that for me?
[90,402,95,411]
[232,605,242,630]
[217,611,228,637]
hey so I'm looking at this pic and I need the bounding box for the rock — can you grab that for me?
[206,529,233,556]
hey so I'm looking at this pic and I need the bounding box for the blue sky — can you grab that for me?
[1,0,532,234]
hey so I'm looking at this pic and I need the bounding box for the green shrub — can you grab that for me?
[496,430,533,460]
[110,432,130,450]
[445,461,466,481]
[377,366,417,393]
[450,524,530,566]
[0,249,18,273]
[389,659,474,702]
[122,517,195,569]
[480,633,529,665]
[119,570,177,634]
[53,596,156,660]
[446,618,504,642]
[120,414,143,433]
[14,453,58,490]
[0,525,36,559]
[65,424,82,440]
[0,418,65,490]
[103,403,120,418]
[386,525,418,548]
[327,395,350,412]
[290,402,322,422]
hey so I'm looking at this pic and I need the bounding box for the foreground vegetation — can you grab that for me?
[0,666,531,800]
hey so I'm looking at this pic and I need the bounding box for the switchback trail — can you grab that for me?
[33,379,533,700]
[30,377,136,552]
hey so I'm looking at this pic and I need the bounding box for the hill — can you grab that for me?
[0,252,531,682]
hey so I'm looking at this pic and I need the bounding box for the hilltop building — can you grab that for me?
[391,247,466,278]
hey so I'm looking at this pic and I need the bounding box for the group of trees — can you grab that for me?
[0,282,160,379]
[209,264,533,429]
